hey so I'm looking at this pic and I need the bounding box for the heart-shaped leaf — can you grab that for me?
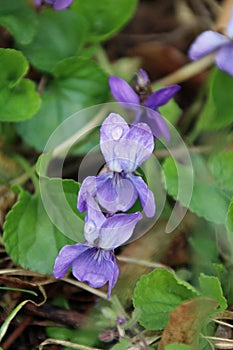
[0,49,40,122]
[3,179,83,274]
[72,0,138,42]
[133,269,199,330]
[19,9,87,72]
[16,57,109,150]
[0,0,37,45]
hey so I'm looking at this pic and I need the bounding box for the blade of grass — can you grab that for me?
[0,286,38,296]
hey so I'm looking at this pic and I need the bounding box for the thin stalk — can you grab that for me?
[117,256,173,270]
[95,45,114,75]
[155,53,215,86]
[12,156,39,194]
[214,319,233,329]
[39,338,102,350]
[204,336,233,343]
[62,277,108,300]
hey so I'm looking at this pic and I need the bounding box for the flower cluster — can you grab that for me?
[109,69,180,141]
[188,10,233,76]
[54,70,179,297]
[34,0,73,10]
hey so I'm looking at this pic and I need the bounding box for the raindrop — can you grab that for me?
[112,126,123,140]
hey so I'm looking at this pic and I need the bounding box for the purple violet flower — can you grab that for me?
[54,195,142,298]
[34,0,73,10]
[109,69,180,141]
[78,113,156,218]
[188,11,233,76]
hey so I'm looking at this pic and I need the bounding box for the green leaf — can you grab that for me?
[225,198,233,258]
[218,265,233,306]
[3,185,80,274]
[159,98,181,125]
[198,69,233,130]
[0,0,37,44]
[0,48,28,89]
[0,79,41,122]
[16,57,109,150]
[0,299,32,342]
[110,338,132,350]
[209,151,233,193]
[226,198,233,234]
[42,178,82,219]
[19,9,86,72]
[39,177,85,241]
[0,49,41,122]
[165,344,191,350]
[199,273,227,311]
[72,0,138,42]
[163,155,231,225]
[133,269,199,330]
[46,326,99,348]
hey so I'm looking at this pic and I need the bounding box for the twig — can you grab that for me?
[204,0,221,15]
[215,0,233,32]
[61,277,108,300]
[137,332,149,350]
[0,268,51,278]
[37,75,47,95]
[25,303,85,328]
[155,53,215,86]
[204,335,233,344]
[189,0,212,20]
[39,338,102,350]
[214,319,233,329]
[117,256,172,270]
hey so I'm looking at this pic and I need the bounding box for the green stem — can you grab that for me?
[95,44,113,75]
[12,155,39,195]
[188,124,201,143]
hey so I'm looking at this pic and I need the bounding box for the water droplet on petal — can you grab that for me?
[85,220,96,235]
[112,126,123,140]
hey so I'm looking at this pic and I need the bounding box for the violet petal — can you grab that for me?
[109,76,139,104]
[129,174,156,218]
[53,0,73,10]
[188,30,228,60]
[115,122,154,172]
[215,43,233,76]
[84,195,105,243]
[72,248,119,297]
[54,243,89,278]
[141,109,170,141]
[226,10,233,38]
[100,113,129,172]
[99,212,142,249]
[145,85,181,109]
[107,253,119,298]
[96,172,138,213]
[77,176,97,213]
[137,68,150,85]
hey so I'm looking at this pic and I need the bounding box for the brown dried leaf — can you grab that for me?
[158,297,218,350]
